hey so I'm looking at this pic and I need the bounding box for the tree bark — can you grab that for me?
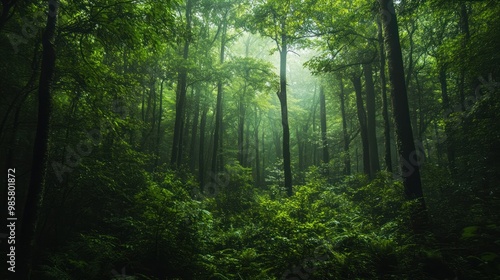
[311,84,318,166]
[254,112,261,185]
[198,107,208,191]
[170,0,192,167]
[352,74,371,177]
[439,66,456,172]
[18,1,58,279]
[244,120,250,167]
[211,12,227,177]
[189,86,200,170]
[154,80,164,168]
[339,78,351,175]
[237,94,245,165]
[319,85,329,163]
[296,127,304,171]
[364,63,380,175]
[278,24,293,196]
[379,0,428,233]
[378,20,393,172]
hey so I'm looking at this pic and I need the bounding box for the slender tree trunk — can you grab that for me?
[378,20,393,172]
[434,121,443,163]
[352,74,371,177]
[150,79,157,136]
[171,0,192,167]
[154,80,164,167]
[379,0,428,233]
[244,121,250,167]
[439,66,456,172]
[262,129,265,184]
[319,85,329,163]
[364,63,380,175]
[189,87,200,170]
[312,83,318,165]
[18,2,58,279]
[339,78,351,175]
[211,84,222,174]
[254,112,261,185]
[404,19,416,91]
[237,94,245,165]
[141,89,145,122]
[199,108,208,191]
[458,2,470,110]
[278,25,293,196]
[415,73,425,139]
[211,12,227,177]
[296,127,304,171]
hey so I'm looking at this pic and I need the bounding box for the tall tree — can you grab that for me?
[378,0,428,232]
[377,19,392,172]
[171,0,193,167]
[363,62,380,175]
[211,9,228,177]
[319,84,329,163]
[250,0,315,196]
[351,73,371,176]
[338,77,351,175]
[278,20,293,196]
[18,1,58,279]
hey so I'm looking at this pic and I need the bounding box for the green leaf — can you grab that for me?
[462,226,479,239]
[481,252,498,262]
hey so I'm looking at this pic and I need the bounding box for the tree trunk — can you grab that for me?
[199,107,208,191]
[261,129,265,184]
[154,80,164,168]
[189,86,200,170]
[319,85,329,163]
[310,83,317,166]
[379,0,428,233]
[211,13,227,178]
[364,63,380,175]
[378,20,393,172]
[439,66,456,172]
[458,2,470,110]
[339,78,351,175]
[237,94,245,165]
[278,25,293,196]
[352,74,371,177]
[244,120,250,167]
[254,112,261,185]
[170,0,192,167]
[296,127,304,171]
[18,2,58,279]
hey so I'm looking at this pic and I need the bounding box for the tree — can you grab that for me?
[211,9,228,177]
[249,0,316,196]
[378,0,428,232]
[171,0,193,167]
[377,19,392,172]
[319,84,329,163]
[17,1,58,279]
[338,76,351,175]
[351,72,371,176]
[363,62,380,175]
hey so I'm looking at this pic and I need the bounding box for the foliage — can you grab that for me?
[1,0,499,279]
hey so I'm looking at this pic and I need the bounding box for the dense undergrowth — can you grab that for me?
[35,162,500,280]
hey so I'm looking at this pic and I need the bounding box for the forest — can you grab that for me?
[1,0,499,279]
